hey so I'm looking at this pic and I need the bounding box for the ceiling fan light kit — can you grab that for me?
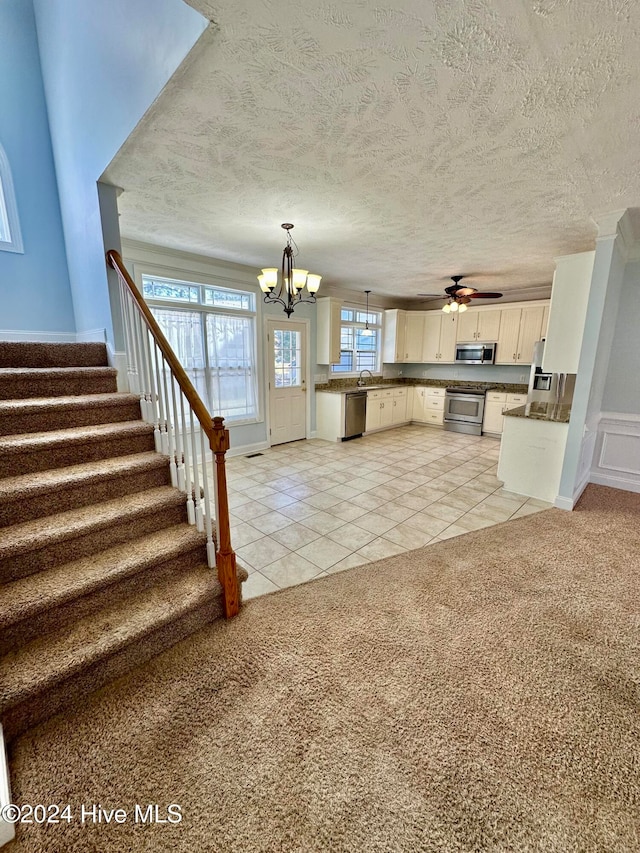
[258,223,321,317]
[418,275,504,313]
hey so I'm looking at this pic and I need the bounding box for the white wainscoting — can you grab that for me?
[590,412,640,494]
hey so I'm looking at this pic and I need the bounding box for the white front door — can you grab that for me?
[267,319,307,445]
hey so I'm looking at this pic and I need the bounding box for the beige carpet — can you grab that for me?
[8,484,640,852]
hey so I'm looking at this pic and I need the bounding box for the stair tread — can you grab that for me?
[0,451,168,503]
[0,486,186,561]
[0,366,116,377]
[0,392,140,414]
[0,525,207,629]
[0,419,154,453]
[0,565,221,711]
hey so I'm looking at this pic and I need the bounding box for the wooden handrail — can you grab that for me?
[107,250,214,443]
[107,248,239,618]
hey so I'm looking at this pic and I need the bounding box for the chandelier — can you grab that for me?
[257,223,321,317]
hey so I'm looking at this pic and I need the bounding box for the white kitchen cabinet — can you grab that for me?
[482,391,528,435]
[422,312,457,363]
[483,392,506,435]
[391,388,408,424]
[366,388,397,432]
[541,304,550,339]
[542,251,595,374]
[412,386,444,427]
[456,309,501,343]
[383,309,407,363]
[405,312,425,362]
[316,297,342,364]
[496,305,545,365]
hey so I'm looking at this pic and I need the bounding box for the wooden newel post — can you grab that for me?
[211,417,240,618]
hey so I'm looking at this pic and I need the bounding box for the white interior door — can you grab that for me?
[267,319,307,445]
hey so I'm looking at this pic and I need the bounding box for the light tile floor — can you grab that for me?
[220,425,552,600]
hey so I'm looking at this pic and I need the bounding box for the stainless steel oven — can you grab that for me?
[444,387,486,435]
[455,342,496,365]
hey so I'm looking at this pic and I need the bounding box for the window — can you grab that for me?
[331,306,382,375]
[0,144,23,254]
[142,275,258,424]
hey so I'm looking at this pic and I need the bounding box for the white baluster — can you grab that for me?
[179,388,195,525]
[132,307,151,421]
[189,405,203,532]
[170,374,185,490]
[161,354,178,487]
[200,428,216,568]
[152,341,169,455]
[141,326,162,449]
[120,282,137,393]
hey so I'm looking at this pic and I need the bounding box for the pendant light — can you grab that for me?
[362,290,373,336]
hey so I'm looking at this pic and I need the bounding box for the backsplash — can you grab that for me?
[397,362,530,384]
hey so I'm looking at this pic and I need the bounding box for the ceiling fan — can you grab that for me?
[418,276,503,313]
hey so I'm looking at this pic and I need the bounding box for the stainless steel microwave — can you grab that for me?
[455,342,497,365]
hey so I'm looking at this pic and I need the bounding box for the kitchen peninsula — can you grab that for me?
[497,402,571,503]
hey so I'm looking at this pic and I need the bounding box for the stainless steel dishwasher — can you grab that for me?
[343,391,367,440]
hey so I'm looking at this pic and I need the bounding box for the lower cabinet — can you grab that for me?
[412,386,445,427]
[482,392,527,435]
[366,388,409,433]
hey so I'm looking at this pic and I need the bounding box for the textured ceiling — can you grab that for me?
[104,0,640,304]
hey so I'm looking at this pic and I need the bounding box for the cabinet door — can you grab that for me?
[366,395,381,431]
[379,398,394,428]
[412,387,427,422]
[391,394,407,424]
[477,309,501,342]
[405,313,425,362]
[541,304,549,340]
[421,314,441,362]
[496,308,521,364]
[316,298,342,364]
[516,306,545,364]
[383,310,406,364]
[482,400,505,435]
[438,314,458,362]
[456,310,477,342]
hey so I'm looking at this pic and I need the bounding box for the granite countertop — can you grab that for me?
[503,402,572,423]
[315,379,529,395]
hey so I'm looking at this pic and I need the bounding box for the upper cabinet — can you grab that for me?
[316,297,342,364]
[495,305,546,365]
[415,312,457,363]
[383,308,407,363]
[384,300,549,365]
[456,309,501,343]
[542,251,595,374]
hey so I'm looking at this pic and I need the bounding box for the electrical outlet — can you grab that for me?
[422,370,428,377]
[453,370,459,378]
[398,370,403,375]
[519,374,526,381]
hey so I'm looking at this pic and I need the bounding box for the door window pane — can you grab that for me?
[273,329,302,387]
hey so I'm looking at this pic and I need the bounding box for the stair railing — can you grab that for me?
[106,249,240,618]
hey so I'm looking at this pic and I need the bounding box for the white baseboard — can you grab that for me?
[75,328,108,343]
[554,471,590,510]
[0,724,14,847]
[0,329,76,342]
[227,440,270,459]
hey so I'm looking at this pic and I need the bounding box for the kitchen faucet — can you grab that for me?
[357,369,374,387]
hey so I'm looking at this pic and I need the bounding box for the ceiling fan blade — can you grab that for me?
[467,292,503,299]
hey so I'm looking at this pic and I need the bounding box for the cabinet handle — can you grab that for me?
[513,353,516,359]
[517,353,521,359]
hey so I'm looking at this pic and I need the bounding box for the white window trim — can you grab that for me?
[139,270,261,427]
[330,301,383,378]
[0,145,23,254]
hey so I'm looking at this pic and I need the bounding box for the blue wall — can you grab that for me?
[32,0,207,342]
[0,0,74,335]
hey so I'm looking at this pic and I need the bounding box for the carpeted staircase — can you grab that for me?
[0,341,244,742]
